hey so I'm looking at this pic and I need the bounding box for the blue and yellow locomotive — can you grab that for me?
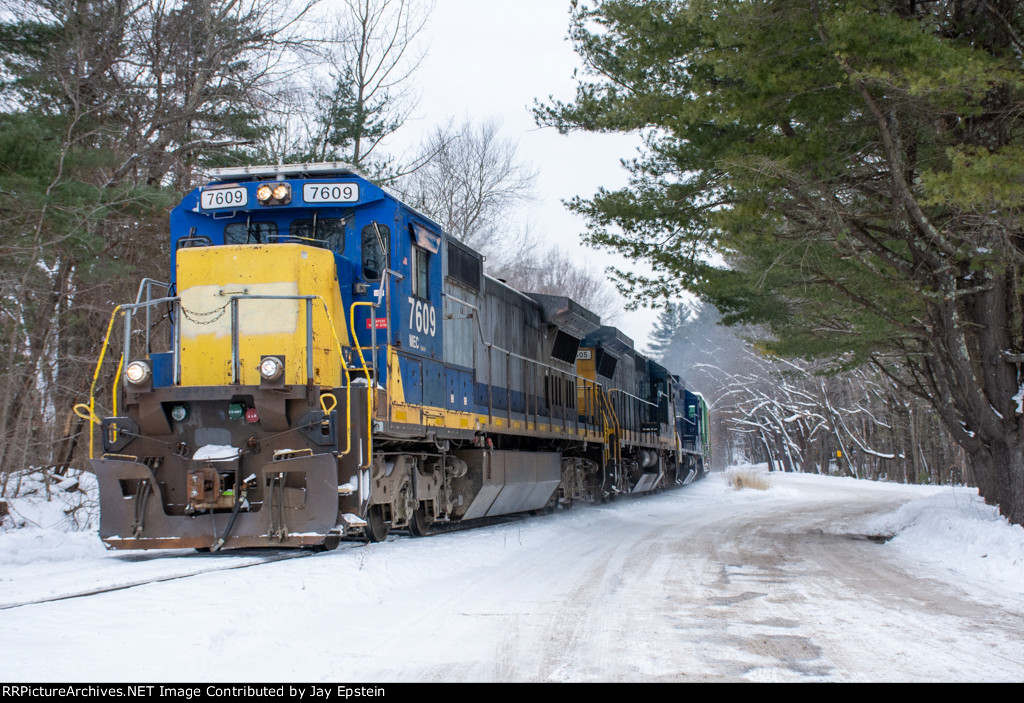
[84,163,710,550]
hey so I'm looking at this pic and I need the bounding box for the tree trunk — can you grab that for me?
[968,435,1024,526]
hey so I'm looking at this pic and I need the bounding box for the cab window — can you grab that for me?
[225,221,277,245]
[361,223,390,280]
[291,218,346,251]
[412,246,429,298]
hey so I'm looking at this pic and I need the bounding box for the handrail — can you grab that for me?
[86,292,360,460]
[443,292,602,434]
[601,387,621,466]
[73,305,124,459]
[111,355,123,444]
[348,301,376,471]
[133,278,170,305]
[133,278,171,358]
[120,295,179,383]
[226,295,317,383]
[118,296,180,311]
[305,296,355,458]
[607,387,660,408]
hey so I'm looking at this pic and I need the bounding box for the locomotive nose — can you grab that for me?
[91,452,344,550]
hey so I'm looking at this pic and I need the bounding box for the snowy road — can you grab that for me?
[1,472,1022,682]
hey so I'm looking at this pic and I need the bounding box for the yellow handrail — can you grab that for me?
[599,387,622,469]
[309,296,353,457]
[109,354,124,444]
[73,305,124,460]
[348,302,376,470]
[77,292,367,464]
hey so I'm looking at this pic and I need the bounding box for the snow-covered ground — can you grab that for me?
[1,466,1022,682]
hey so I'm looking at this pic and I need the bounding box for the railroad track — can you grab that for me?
[419,513,528,535]
[0,514,532,611]
[0,548,323,611]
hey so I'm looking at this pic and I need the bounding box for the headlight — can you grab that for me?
[256,183,290,206]
[259,356,284,381]
[125,360,151,385]
[171,404,188,422]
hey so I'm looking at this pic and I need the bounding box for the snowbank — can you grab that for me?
[863,486,1024,595]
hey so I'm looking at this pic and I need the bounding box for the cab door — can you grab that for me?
[353,218,393,377]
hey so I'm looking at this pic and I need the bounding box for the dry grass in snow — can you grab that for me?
[725,465,772,490]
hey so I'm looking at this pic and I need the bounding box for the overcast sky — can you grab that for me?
[378,0,662,351]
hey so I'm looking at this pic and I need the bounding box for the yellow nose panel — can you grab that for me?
[177,244,348,387]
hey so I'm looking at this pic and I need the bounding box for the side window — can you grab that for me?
[412,246,429,299]
[361,223,390,280]
[291,218,346,252]
[225,221,277,245]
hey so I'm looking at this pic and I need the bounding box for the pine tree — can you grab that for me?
[538,0,1024,523]
[647,303,685,362]
[297,0,428,173]
[0,0,314,489]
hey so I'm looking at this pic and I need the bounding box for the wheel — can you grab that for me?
[408,505,433,537]
[364,505,389,543]
[309,534,341,552]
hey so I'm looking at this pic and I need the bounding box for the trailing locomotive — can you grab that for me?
[81,163,710,550]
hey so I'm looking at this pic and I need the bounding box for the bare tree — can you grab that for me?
[298,0,430,170]
[403,118,537,252]
[121,0,322,188]
[492,247,621,323]
[402,118,619,320]
[660,302,964,481]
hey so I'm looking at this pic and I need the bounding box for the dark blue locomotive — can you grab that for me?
[84,163,710,549]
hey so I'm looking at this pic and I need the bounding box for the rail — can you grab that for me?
[348,301,376,471]
[607,387,660,408]
[132,278,171,358]
[443,292,603,436]
[73,305,124,459]
[598,387,622,471]
[77,291,363,461]
[307,295,355,458]
[116,295,181,387]
[226,295,317,384]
